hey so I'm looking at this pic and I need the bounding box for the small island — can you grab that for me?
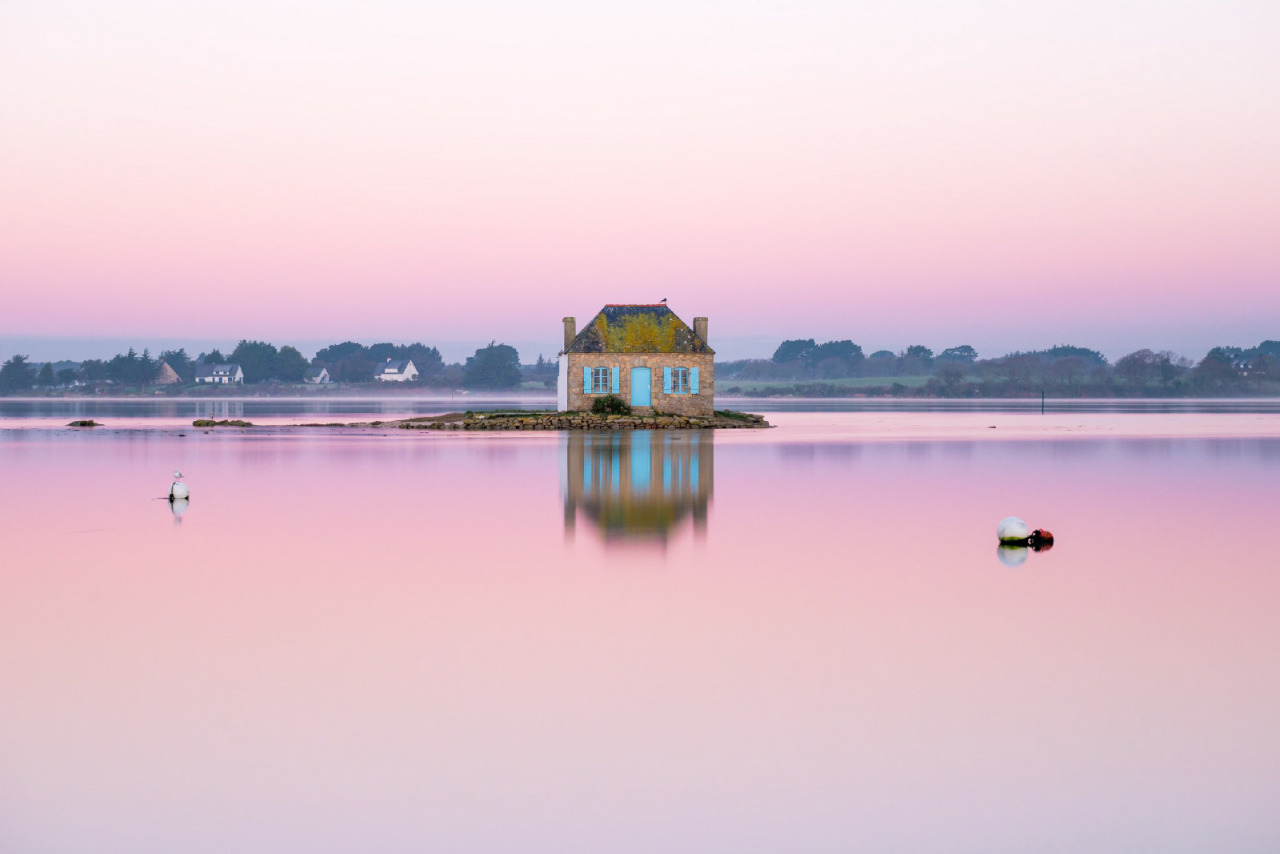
[394,409,769,431]
[289,409,769,431]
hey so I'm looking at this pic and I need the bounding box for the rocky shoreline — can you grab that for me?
[187,409,771,431]
[390,410,771,431]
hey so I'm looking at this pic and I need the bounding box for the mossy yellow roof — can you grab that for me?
[564,305,714,355]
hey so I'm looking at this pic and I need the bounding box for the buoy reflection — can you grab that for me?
[996,539,1054,567]
[169,496,189,526]
[561,431,713,547]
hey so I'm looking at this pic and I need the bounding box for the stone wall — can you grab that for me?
[565,353,714,416]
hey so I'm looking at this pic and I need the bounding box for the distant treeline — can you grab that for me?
[718,339,1280,397]
[4,336,1278,397]
[0,339,558,394]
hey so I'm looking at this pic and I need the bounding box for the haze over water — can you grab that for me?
[3,404,1278,852]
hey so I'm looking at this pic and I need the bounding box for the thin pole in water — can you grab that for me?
[1041,390,1045,414]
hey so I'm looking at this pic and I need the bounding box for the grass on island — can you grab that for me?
[713,409,759,421]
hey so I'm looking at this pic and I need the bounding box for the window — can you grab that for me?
[663,366,700,395]
[671,367,690,394]
[583,366,618,394]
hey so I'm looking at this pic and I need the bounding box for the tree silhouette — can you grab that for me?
[0,355,36,392]
[274,346,309,382]
[230,340,280,382]
[463,342,522,389]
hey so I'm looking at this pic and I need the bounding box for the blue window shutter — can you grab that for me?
[663,367,672,394]
[610,366,619,394]
[690,367,699,394]
[583,366,592,394]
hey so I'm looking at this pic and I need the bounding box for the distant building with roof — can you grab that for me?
[194,363,244,384]
[303,366,331,384]
[154,360,182,385]
[557,304,714,416]
[374,359,418,382]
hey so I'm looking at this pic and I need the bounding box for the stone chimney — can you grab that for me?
[693,316,708,345]
[562,317,576,351]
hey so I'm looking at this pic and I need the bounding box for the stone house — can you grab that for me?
[557,304,714,416]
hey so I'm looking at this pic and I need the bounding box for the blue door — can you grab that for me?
[630,367,651,406]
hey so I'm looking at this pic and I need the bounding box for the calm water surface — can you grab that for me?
[2,407,1278,853]
[4,396,1280,429]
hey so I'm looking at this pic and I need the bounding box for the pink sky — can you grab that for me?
[2,1,1278,362]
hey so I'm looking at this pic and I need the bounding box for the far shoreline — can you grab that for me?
[5,380,1280,402]
[2,394,1280,409]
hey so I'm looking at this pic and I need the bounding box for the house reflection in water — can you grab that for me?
[561,431,713,545]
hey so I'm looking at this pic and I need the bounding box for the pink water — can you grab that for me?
[2,415,1278,852]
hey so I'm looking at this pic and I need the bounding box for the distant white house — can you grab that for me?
[1232,356,1259,377]
[194,363,244,384]
[375,359,418,382]
[303,366,331,384]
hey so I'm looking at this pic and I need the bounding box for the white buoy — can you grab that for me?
[997,516,1029,542]
[169,470,189,501]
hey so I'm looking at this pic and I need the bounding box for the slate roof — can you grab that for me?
[303,366,328,381]
[377,359,413,374]
[563,305,713,355]
[194,363,241,379]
